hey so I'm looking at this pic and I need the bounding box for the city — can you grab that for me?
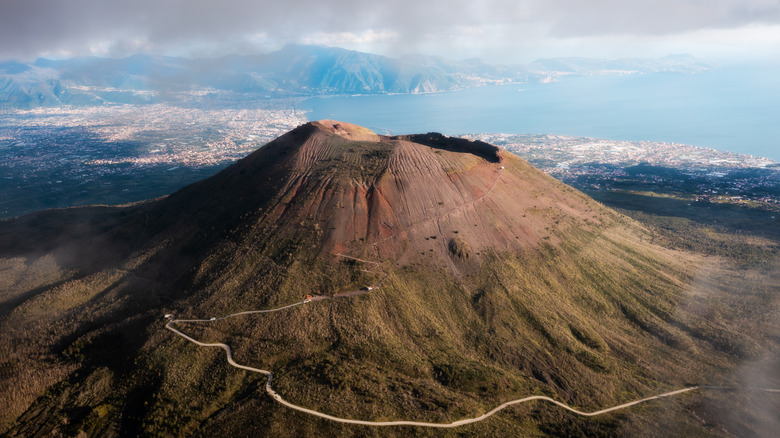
[467,133,780,207]
[0,103,307,217]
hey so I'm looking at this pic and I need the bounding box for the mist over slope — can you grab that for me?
[0,121,775,436]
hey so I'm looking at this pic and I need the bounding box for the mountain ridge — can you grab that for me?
[0,45,713,108]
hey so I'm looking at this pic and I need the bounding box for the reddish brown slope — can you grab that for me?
[0,120,615,290]
[215,120,613,270]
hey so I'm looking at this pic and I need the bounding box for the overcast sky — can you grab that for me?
[1,0,778,63]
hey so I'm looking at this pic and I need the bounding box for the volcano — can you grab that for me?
[159,119,610,266]
[0,121,774,436]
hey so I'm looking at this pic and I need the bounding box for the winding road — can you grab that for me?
[165,254,778,428]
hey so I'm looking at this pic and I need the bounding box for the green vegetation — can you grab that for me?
[589,189,780,267]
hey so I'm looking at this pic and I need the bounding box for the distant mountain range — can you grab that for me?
[0,45,713,108]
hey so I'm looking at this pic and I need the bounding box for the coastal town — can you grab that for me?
[1,103,307,168]
[0,104,306,217]
[466,133,780,207]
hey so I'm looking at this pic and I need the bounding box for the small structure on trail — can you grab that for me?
[304,295,313,303]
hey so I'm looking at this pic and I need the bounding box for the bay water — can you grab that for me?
[303,63,780,161]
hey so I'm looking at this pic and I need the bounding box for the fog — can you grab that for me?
[1,0,778,62]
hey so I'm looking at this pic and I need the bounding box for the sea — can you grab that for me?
[303,63,780,161]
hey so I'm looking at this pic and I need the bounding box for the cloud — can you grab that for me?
[542,0,780,37]
[301,29,401,46]
[1,0,778,61]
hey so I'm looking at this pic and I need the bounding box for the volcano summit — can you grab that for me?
[0,121,776,436]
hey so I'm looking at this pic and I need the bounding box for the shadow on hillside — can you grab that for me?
[590,191,780,241]
[394,133,501,163]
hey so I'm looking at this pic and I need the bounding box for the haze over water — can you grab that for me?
[305,63,780,161]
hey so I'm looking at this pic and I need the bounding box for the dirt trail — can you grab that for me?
[164,253,778,428]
